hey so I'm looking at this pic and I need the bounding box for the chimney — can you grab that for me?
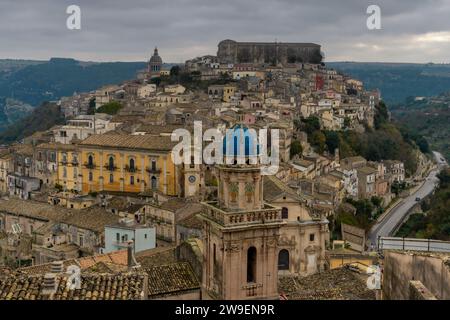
[51,260,64,274]
[42,273,57,296]
[127,240,139,270]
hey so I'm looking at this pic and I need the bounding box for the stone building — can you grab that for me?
[217,39,322,65]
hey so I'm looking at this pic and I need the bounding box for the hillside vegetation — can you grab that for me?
[0,58,146,131]
[327,62,450,103]
[0,102,65,144]
[391,93,450,161]
[396,168,450,240]
[295,101,427,176]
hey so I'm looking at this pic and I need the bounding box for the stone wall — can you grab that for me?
[383,250,450,299]
[217,40,322,65]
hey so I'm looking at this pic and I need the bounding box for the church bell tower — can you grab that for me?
[199,126,284,299]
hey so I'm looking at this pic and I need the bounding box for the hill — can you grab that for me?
[326,62,450,104]
[0,101,65,144]
[0,58,147,131]
[390,92,450,160]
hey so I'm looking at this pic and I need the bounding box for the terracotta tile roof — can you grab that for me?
[177,213,203,230]
[36,142,78,151]
[0,272,146,300]
[145,262,199,297]
[136,246,177,269]
[79,134,177,151]
[278,268,376,300]
[263,175,299,202]
[18,250,128,275]
[135,124,192,135]
[0,199,119,233]
[159,198,188,212]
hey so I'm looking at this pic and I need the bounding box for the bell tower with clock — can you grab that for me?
[183,153,203,198]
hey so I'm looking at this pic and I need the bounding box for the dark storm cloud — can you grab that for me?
[0,0,449,62]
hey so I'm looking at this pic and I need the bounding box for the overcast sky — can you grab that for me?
[1,0,450,63]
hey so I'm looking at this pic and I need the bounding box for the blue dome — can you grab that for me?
[222,125,260,158]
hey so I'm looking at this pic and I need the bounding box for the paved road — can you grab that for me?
[368,151,448,247]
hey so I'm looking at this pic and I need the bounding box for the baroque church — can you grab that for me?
[199,126,329,300]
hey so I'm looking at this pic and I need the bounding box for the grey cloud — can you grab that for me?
[0,0,449,62]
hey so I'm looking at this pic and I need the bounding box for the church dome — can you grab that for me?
[222,125,260,158]
[149,47,162,64]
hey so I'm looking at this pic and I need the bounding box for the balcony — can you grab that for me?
[146,167,161,174]
[84,163,96,169]
[201,202,282,227]
[242,283,263,297]
[104,165,117,171]
[125,165,138,173]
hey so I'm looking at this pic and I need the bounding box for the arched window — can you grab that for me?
[247,246,257,283]
[129,158,135,171]
[108,157,114,170]
[88,155,93,166]
[281,207,289,219]
[278,249,290,270]
[151,176,157,189]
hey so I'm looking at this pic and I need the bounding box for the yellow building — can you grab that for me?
[222,85,236,103]
[78,134,179,196]
[56,144,81,192]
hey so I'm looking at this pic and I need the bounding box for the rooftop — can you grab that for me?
[278,267,376,300]
[79,134,176,152]
[0,272,146,300]
[146,262,199,298]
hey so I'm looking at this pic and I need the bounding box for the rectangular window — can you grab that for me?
[79,235,84,247]
[116,233,120,242]
[309,234,315,242]
[130,176,134,185]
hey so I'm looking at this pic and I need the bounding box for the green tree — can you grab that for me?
[290,140,303,158]
[311,131,326,153]
[324,130,340,154]
[96,101,122,115]
[302,116,320,135]
[170,65,180,77]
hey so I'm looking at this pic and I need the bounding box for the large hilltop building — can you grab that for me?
[217,39,323,65]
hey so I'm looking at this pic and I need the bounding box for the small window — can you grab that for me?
[116,233,120,241]
[110,174,114,183]
[281,207,288,219]
[89,172,93,181]
[247,246,257,283]
[130,176,134,185]
[309,234,315,242]
[145,234,147,239]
